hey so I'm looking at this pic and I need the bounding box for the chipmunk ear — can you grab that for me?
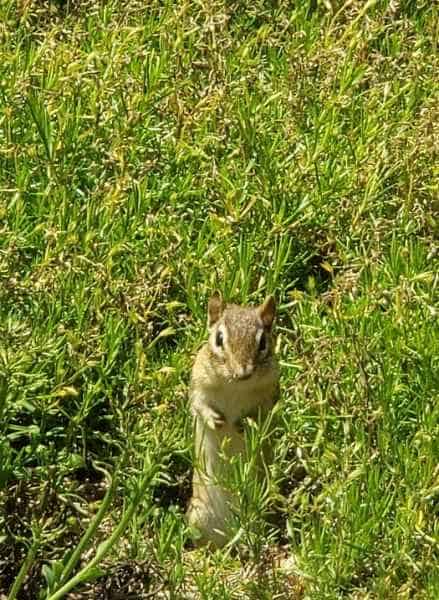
[258,295,276,329]
[208,291,224,326]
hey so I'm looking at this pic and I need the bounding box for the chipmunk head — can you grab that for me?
[207,292,276,382]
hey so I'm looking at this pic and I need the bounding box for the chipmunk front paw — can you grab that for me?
[204,407,226,430]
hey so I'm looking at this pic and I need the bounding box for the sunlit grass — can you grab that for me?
[0,0,437,597]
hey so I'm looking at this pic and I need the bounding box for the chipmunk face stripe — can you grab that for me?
[210,323,227,358]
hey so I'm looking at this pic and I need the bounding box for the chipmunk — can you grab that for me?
[186,292,279,547]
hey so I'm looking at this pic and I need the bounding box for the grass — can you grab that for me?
[0,0,438,597]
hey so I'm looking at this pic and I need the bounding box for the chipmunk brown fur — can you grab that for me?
[186,292,279,547]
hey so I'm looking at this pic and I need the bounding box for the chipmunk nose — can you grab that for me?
[235,364,253,380]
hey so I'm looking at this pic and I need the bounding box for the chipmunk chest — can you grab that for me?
[212,383,262,423]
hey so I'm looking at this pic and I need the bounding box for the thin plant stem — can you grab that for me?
[46,457,156,600]
[8,528,41,600]
[56,464,117,588]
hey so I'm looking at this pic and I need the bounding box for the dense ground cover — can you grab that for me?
[0,0,437,597]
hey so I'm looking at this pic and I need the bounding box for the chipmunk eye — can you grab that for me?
[216,330,224,348]
[258,332,266,352]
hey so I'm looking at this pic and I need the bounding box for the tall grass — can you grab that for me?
[0,0,437,597]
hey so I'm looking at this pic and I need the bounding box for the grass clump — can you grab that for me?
[0,0,437,598]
